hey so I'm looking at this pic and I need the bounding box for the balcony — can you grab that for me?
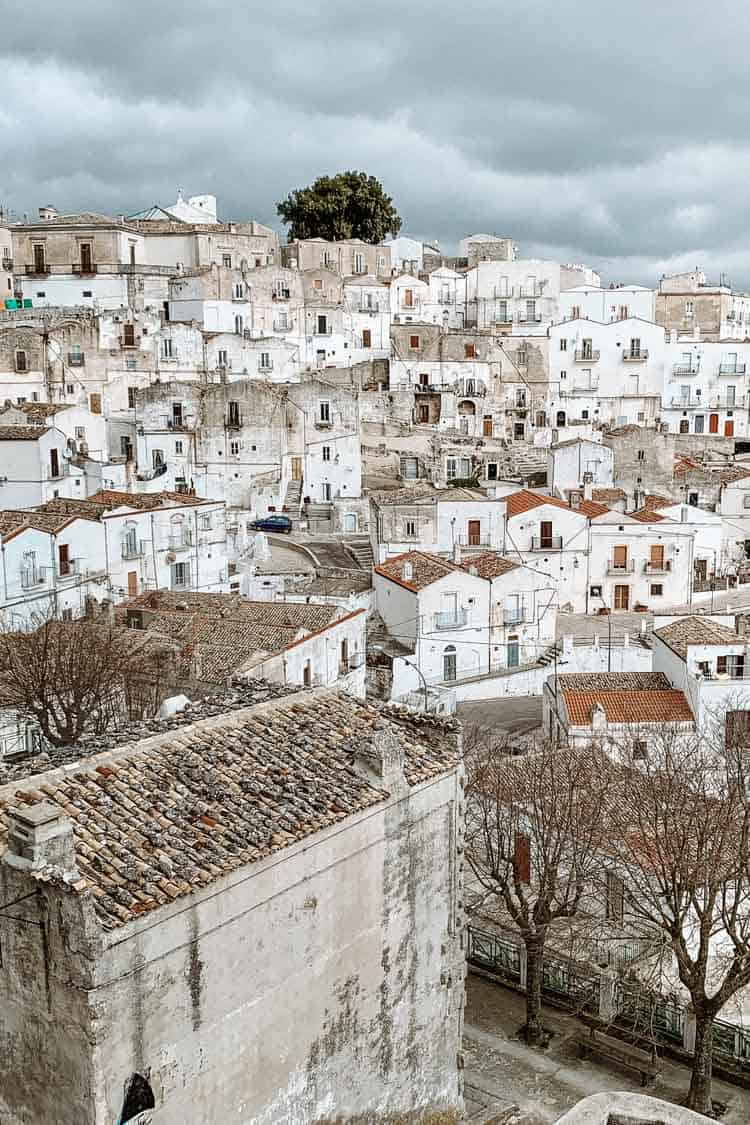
[623,349,649,362]
[574,349,600,362]
[531,535,563,551]
[67,351,85,366]
[415,383,440,393]
[72,262,97,276]
[644,559,671,574]
[564,381,599,395]
[673,362,700,375]
[669,396,701,409]
[518,283,545,298]
[458,534,490,548]
[225,413,243,429]
[2,257,13,271]
[516,313,542,324]
[607,559,635,575]
[167,534,193,552]
[122,539,146,560]
[20,567,47,589]
[433,608,469,630]
[24,264,49,277]
[719,362,746,375]
[272,320,289,332]
[272,291,291,301]
[503,608,526,625]
[121,336,141,350]
[359,303,380,313]
[437,294,454,305]
[314,328,333,337]
[315,419,332,430]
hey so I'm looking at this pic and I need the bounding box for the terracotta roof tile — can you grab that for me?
[0,426,50,441]
[0,690,460,930]
[459,552,517,579]
[643,494,674,510]
[654,616,743,659]
[374,551,460,592]
[629,508,666,522]
[505,490,574,518]
[591,488,626,503]
[563,689,694,725]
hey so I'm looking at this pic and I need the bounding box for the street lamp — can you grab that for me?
[404,658,429,713]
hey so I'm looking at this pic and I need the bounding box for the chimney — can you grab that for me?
[354,720,407,797]
[590,701,607,733]
[402,560,414,582]
[582,471,593,502]
[3,802,78,875]
[453,541,462,564]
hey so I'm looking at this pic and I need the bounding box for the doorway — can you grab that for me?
[614,584,630,610]
[709,413,719,433]
[443,646,457,682]
[507,635,520,668]
[725,419,735,437]
[467,519,481,546]
[483,415,493,437]
[291,457,302,481]
[127,571,138,597]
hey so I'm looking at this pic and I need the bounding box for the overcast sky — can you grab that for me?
[3,0,750,286]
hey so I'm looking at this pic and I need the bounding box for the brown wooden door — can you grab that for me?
[483,415,493,437]
[614,584,630,610]
[291,457,302,481]
[50,448,59,479]
[33,244,46,273]
[404,288,413,307]
[467,519,481,546]
[540,520,553,549]
[709,413,719,433]
[58,543,70,577]
[725,419,735,437]
[362,328,371,348]
[613,545,628,569]
[89,392,102,414]
[79,243,92,272]
[127,571,138,596]
[650,544,664,569]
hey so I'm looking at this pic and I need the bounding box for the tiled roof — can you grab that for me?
[0,426,49,441]
[0,508,98,538]
[459,553,517,579]
[88,489,213,510]
[6,402,71,420]
[505,490,573,518]
[556,672,673,691]
[591,488,626,503]
[643,494,674,510]
[654,616,743,659]
[629,508,666,522]
[369,484,437,506]
[719,465,750,484]
[562,688,694,726]
[374,551,461,592]
[577,499,611,518]
[606,424,642,436]
[0,689,460,929]
[117,591,350,681]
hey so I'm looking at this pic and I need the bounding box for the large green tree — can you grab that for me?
[276,171,402,243]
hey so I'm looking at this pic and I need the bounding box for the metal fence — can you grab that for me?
[467,927,522,985]
[613,980,684,1045]
[542,953,600,1015]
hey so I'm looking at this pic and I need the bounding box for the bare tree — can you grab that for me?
[607,726,750,1115]
[464,731,612,1045]
[0,614,172,747]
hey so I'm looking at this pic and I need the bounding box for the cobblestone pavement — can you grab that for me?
[463,974,750,1124]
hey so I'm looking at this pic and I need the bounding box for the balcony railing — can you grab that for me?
[673,362,700,375]
[433,608,469,630]
[225,414,243,429]
[122,539,146,560]
[458,535,490,548]
[708,395,743,409]
[437,294,454,305]
[2,257,13,271]
[503,609,526,625]
[531,535,563,551]
[518,284,544,298]
[574,349,600,362]
[623,350,649,362]
[415,383,440,393]
[607,559,635,575]
[719,363,746,374]
[516,313,542,324]
[669,396,701,408]
[564,382,599,395]
[20,567,47,589]
[700,667,750,681]
[167,535,193,551]
[25,264,49,276]
[72,262,97,275]
[359,303,380,313]
[644,559,671,574]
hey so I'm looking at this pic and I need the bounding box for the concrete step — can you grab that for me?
[345,537,374,569]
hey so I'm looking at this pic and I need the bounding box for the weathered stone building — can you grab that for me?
[0,686,465,1125]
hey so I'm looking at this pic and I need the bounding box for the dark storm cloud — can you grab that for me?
[3,0,750,284]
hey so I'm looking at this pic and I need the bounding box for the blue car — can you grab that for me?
[250,515,293,534]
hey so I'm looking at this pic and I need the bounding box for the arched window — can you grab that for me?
[234,314,243,335]
[556,410,566,427]
[443,645,457,682]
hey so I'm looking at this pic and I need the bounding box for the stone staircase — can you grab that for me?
[345,536,374,570]
[283,478,303,516]
[536,642,562,667]
[305,502,333,534]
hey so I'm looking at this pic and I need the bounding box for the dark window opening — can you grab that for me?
[119,1073,156,1123]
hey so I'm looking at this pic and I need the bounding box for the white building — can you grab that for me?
[661,338,750,438]
[558,284,655,324]
[547,438,614,498]
[652,616,750,733]
[369,485,506,564]
[343,276,391,361]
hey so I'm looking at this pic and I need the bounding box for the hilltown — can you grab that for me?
[2,196,750,1124]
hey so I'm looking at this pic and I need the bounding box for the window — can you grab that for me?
[66,384,74,395]
[200,513,212,531]
[120,436,131,457]
[560,338,567,351]
[227,400,241,426]
[317,314,328,335]
[162,338,174,359]
[679,419,689,434]
[606,872,625,924]
[629,337,641,357]
[322,482,332,501]
[127,387,137,409]
[175,440,183,454]
[637,412,645,423]
[322,445,331,462]
[443,645,457,682]
[152,449,164,468]
[230,440,240,455]
[58,543,71,577]
[637,449,645,461]
[32,243,46,273]
[218,349,228,367]
[581,409,589,420]
[319,401,330,423]
[650,583,663,596]
[354,252,365,274]
[560,370,567,380]
[36,291,46,298]
[89,392,102,414]
[362,328,371,348]
[276,310,288,330]
[222,254,232,268]
[234,315,243,336]
[125,357,137,371]
[171,561,189,588]
[464,343,476,359]
[405,519,417,538]
[409,334,420,349]
[487,462,498,480]
[123,323,136,348]
[685,299,694,315]
[82,290,92,298]
[14,350,27,373]
[259,352,271,370]
[313,278,323,291]
[75,426,86,441]
[446,458,457,480]
[233,282,244,299]
[571,305,581,319]
[633,739,648,761]
[619,305,629,320]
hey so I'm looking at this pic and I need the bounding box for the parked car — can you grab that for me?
[250,515,293,534]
